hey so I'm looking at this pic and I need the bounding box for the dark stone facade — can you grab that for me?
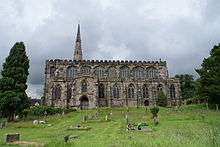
[43,25,181,109]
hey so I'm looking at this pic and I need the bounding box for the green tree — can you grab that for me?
[156,91,167,107]
[175,74,196,99]
[196,44,220,105]
[0,42,30,121]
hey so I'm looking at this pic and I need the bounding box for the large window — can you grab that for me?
[146,67,158,78]
[66,66,77,78]
[132,67,144,79]
[67,85,72,100]
[119,66,130,79]
[170,84,176,99]
[98,83,105,98]
[50,66,56,77]
[157,84,163,92]
[94,66,106,78]
[112,84,120,98]
[81,80,87,92]
[107,67,117,78]
[142,84,149,98]
[128,84,135,98]
[81,66,91,75]
[52,85,61,100]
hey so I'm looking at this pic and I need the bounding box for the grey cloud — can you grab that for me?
[0,0,220,98]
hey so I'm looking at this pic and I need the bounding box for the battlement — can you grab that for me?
[46,59,167,66]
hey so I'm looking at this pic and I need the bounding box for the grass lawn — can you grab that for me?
[0,105,220,147]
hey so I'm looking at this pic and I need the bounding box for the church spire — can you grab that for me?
[74,24,82,61]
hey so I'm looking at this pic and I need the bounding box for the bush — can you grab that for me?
[156,91,167,107]
[63,108,77,114]
[150,106,159,118]
[29,106,62,116]
[24,106,77,117]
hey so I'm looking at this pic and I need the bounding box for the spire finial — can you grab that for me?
[76,24,81,42]
[74,24,83,61]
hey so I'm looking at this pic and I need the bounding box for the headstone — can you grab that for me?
[6,133,20,143]
[64,135,70,143]
[33,120,39,125]
[39,120,46,124]
[125,114,128,124]
[153,117,159,126]
[206,103,209,110]
[0,120,6,129]
[216,104,219,111]
[83,115,88,123]
[105,115,108,121]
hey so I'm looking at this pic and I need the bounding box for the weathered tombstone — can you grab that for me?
[0,120,6,129]
[125,114,128,124]
[153,117,159,126]
[33,120,39,125]
[64,135,70,143]
[105,115,108,121]
[216,104,219,111]
[206,103,209,110]
[83,115,88,123]
[6,133,20,143]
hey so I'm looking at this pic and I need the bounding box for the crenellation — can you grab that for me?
[43,25,181,109]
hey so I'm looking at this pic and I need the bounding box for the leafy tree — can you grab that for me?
[196,44,220,105]
[0,42,30,121]
[175,74,196,99]
[156,91,167,107]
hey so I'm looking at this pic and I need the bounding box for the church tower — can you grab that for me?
[74,24,83,61]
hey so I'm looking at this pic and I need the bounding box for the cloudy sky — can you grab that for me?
[0,0,220,98]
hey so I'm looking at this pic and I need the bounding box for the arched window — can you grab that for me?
[157,84,163,92]
[108,67,117,78]
[146,67,158,78]
[119,66,130,79]
[50,66,56,77]
[98,83,105,98]
[132,67,144,79]
[81,80,87,92]
[52,85,61,100]
[66,84,72,106]
[128,84,135,98]
[81,66,91,75]
[94,66,106,78]
[67,85,72,100]
[66,66,77,78]
[112,84,120,98]
[170,84,176,99]
[142,84,149,98]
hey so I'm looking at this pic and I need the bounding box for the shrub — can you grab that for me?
[156,91,167,107]
[150,106,159,118]
[29,106,62,116]
[26,106,76,117]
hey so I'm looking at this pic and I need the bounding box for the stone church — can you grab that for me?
[43,25,180,109]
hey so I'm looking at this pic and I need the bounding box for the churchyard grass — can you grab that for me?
[0,104,219,147]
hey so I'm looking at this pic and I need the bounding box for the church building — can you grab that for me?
[43,25,181,109]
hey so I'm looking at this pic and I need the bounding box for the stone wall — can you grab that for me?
[43,59,180,108]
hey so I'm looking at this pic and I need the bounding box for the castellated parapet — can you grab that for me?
[43,25,180,109]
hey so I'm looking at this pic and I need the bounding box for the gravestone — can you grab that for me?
[216,104,219,111]
[0,121,6,129]
[6,133,20,143]
[206,103,209,110]
[83,115,88,123]
[125,114,128,124]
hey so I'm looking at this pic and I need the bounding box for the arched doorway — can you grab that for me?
[144,99,149,106]
[79,95,89,110]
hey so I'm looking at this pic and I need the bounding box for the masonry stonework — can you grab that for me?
[43,25,181,109]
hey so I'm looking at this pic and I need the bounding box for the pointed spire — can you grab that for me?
[74,24,83,61]
[76,24,81,42]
